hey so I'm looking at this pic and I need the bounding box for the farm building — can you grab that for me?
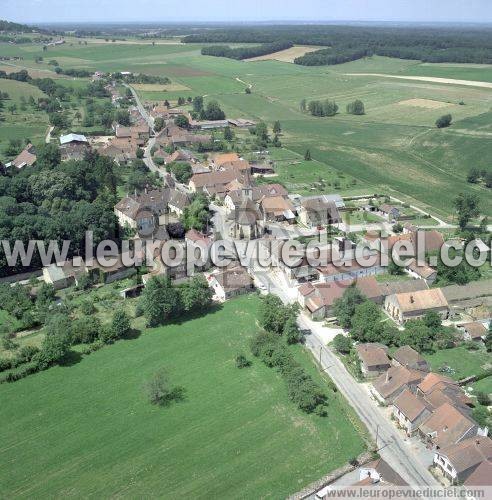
[419,403,482,450]
[355,343,391,378]
[384,288,449,324]
[209,264,254,300]
[6,143,37,169]
[298,196,342,228]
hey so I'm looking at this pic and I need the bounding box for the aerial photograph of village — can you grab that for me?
[0,0,491,498]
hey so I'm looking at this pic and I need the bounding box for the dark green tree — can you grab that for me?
[109,309,131,340]
[36,314,72,368]
[436,114,452,128]
[333,333,352,354]
[180,275,213,313]
[454,193,480,230]
[174,115,190,129]
[346,99,365,115]
[145,367,185,406]
[192,96,203,112]
[223,126,234,141]
[141,276,182,327]
[333,286,365,329]
[467,168,481,184]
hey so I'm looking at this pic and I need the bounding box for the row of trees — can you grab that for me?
[140,275,213,327]
[251,295,329,415]
[201,41,293,60]
[302,99,365,116]
[0,308,131,383]
[295,48,371,66]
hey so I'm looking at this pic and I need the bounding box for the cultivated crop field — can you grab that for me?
[0,295,366,499]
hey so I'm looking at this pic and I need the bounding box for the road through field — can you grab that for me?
[345,73,492,89]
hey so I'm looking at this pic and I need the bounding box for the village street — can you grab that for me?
[247,263,439,488]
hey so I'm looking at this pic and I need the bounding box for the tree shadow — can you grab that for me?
[59,350,83,367]
[166,303,224,326]
[121,328,142,341]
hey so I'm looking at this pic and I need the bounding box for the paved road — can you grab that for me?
[123,84,162,176]
[249,264,439,487]
[300,318,438,488]
[124,83,154,132]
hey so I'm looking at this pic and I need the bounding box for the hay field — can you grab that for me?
[132,82,191,91]
[397,98,453,109]
[246,45,323,63]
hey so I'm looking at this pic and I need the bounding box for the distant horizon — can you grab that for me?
[3,0,492,25]
[31,20,492,27]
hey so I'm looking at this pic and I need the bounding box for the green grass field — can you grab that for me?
[1,40,491,218]
[0,78,49,152]
[423,346,491,381]
[0,295,366,498]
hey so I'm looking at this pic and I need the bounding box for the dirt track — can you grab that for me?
[344,73,492,89]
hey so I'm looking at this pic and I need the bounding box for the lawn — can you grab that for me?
[423,346,492,382]
[0,294,366,499]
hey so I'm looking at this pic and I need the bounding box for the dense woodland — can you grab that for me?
[0,147,118,277]
[186,25,492,65]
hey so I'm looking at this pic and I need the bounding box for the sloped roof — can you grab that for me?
[464,459,492,486]
[372,366,424,400]
[378,278,429,297]
[393,388,431,422]
[190,169,245,189]
[213,152,240,167]
[260,196,295,216]
[394,288,448,313]
[60,133,88,145]
[360,459,408,486]
[220,159,250,172]
[407,259,437,279]
[412,230,444,254]
[419,402,476,449]
[115,188,174,220]
[185,229,212,246]
[462,322,487,339]
[11,144,36,168]
[356,343,390,369]
[418,373,455,394]
[304,277,381,313]
[214,265,252,292]
[438,437,492,474]
[392,345,430,371]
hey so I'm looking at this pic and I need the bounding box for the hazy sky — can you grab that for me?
[3,0,492,24]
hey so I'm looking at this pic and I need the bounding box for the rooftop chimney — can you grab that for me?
[410,295,415,304]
